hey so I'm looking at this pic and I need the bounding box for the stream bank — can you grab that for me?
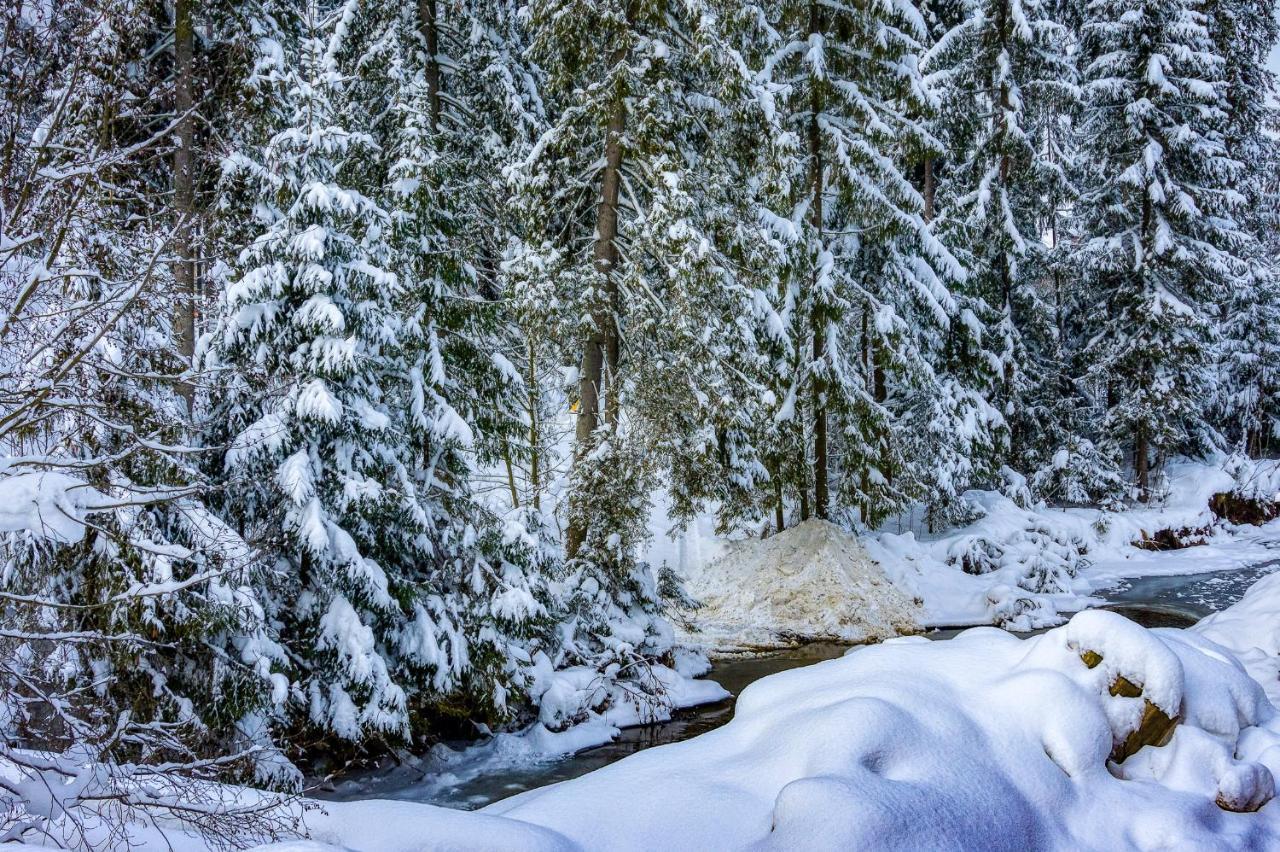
[316,560,1278,811]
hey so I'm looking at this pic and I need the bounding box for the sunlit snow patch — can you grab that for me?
[678,519,923,650]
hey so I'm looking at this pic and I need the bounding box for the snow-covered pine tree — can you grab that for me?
[366,0,564,727]
[1072,0,1247,500]
[926,0,1082,502]
[211,1,423,744]
[515,0,776,696]
[211,0,567,749]
[399,0,593,533]
[747,0,997,529]
[1204,0,1280,458]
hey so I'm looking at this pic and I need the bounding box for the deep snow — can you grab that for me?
[258,560,1280,852]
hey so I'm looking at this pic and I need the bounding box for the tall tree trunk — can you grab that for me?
[808,1,829,521]
[566,52,627,559]
[503,443,520,509]
[418,0,442,130]
[1134,427,1150,502]
[172,0,196,408]
[1135,186,1155,502]
[528,339,541,512]
[922,154,935,224]
[774,471,785,534]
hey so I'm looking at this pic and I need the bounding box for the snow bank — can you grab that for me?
[472,606,1280,851]
[666,458,1280,635]
[678,519,922,650]
[254,573,1280,851]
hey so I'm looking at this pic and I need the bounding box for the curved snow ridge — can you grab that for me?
[678,519,924,650]
[288,582,1280,852]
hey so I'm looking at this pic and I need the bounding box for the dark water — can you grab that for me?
[1100,559,1280,618]
[319,562,1275,811]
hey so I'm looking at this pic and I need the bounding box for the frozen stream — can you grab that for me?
[315,560,1279,811]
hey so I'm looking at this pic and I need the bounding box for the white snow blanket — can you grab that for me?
[228,569,1280,852]
[680,519,922,650]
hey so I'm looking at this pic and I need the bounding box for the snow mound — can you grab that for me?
[92,569,1280,850]
[679,519,922,650]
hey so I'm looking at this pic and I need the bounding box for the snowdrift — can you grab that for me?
[679,519,923,650]
[285,571,1280,851]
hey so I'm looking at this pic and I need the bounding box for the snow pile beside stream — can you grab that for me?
[259,571,1280,851]
[679,519,922,650]
[659,458,1280,636]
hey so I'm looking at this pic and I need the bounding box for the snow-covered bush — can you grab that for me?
[941,501,1086,601]
[0,471,299,845]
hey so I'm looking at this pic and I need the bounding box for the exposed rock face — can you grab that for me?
[680,519,923,651]
[1078,648,1180,763]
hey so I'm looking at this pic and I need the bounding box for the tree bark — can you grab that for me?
[774,471,785,534]
[1134,427,1150,502]
[566,47,627,559]
[922,154,935,223]
[528,339,541,512]
[600,97,624,432]
[503,442,520,509]
[418,0,442,130]
[808,0,829,521]
[172,0,196,408]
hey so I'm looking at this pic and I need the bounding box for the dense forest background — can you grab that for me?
[3,0,1279,827]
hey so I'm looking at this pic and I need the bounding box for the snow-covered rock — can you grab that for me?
[679,519,922,650]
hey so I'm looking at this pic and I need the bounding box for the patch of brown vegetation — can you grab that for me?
[1132,526,1210,551]
[1209,491,1280,526]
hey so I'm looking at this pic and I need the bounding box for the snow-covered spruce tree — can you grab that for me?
[746,0,998,529]
[1204,0,1280,458]
[394,0,566,523]
[364,0,566,728]
[211,2,420,745]
[210,0,564,750]
[1071,0,1247,500]
[926,0,1086,503]
[516,0,776,699]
